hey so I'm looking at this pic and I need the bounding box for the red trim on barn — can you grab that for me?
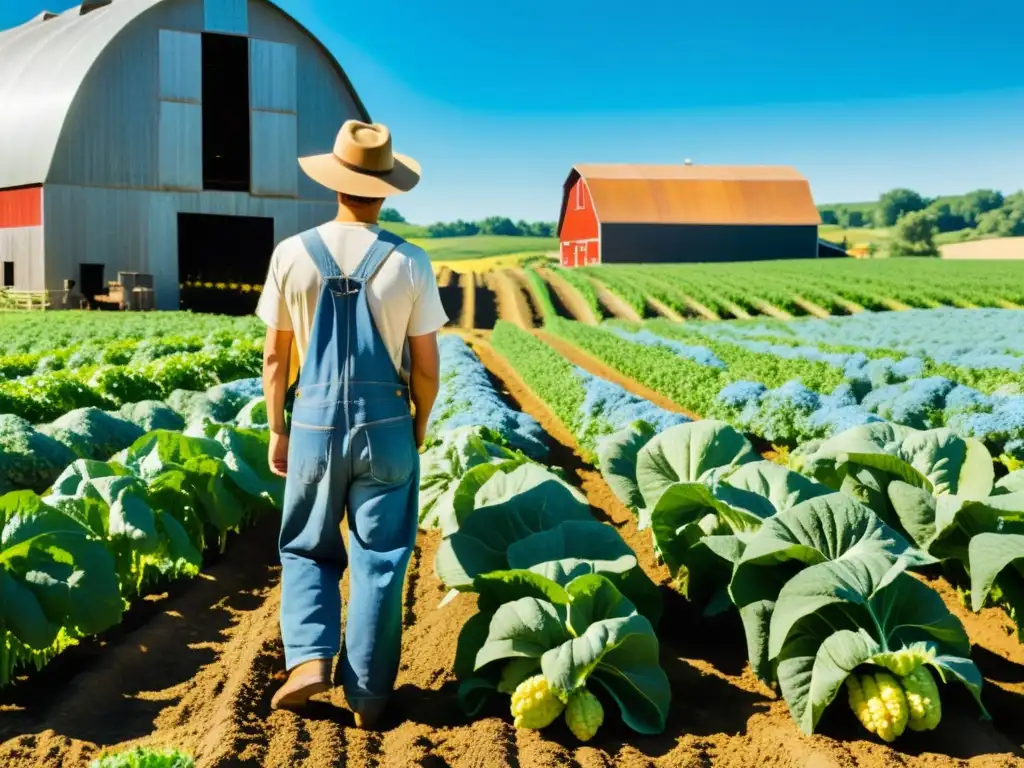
[558,177,600,267]
[0,185,43,228]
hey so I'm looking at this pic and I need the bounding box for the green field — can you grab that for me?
[410,234,558,260]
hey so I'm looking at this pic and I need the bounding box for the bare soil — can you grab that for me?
[590,277,644,321]
[537,267,600,325]
[790,295,832,318]
[485,270,536,329]
[2,334,1023,768]
[941,237,1024,260]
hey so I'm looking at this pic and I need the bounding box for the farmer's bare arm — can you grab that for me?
[408,331,440,448]
[263,327,293,477]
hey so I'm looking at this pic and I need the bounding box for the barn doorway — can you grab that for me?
[177,213,275,314]
[80,263,105,301]
[201,33,250,192]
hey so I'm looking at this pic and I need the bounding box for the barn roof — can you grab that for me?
[0,0,369,190]
[558,164,821,233]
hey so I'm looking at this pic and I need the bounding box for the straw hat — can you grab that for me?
[298,120,420,197]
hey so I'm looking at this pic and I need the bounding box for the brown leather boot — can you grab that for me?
[270,659,331,711]
[351,698,387,730]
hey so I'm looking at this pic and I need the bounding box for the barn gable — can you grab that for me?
[0,0,369,190]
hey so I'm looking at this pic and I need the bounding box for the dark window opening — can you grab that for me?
[80,263,105,300]
[2,261,13,287]
[178,213,274,314]
[202,33,250,192]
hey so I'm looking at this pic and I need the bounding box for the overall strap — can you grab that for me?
[350,230,404,282]
[299,228,342,279]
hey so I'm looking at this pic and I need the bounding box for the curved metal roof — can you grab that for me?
[0,0,370,190]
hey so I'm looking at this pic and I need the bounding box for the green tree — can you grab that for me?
[876,188,928,226]
[954,189,1003,227]
[379,207,406,223]
[818,208,839,225]
[926,201,967,233]
[477,216,521,236]
[976,207,1024,237]
[889,210,939,257]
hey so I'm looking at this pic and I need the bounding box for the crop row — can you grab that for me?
[573,260,1024,320]
[0,311,263,356]
[1,374,269,497]
[1,424,283,686]
[0,341,262,424]
[419,336,672,738]
[461,319,1006,742]
[488,322,687,460]
[528,312,1024,462]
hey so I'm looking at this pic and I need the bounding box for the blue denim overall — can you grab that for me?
[279,227,419,717]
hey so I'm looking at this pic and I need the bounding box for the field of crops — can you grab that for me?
[2,265,1024,768]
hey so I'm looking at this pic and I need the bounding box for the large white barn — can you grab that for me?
[0,0,368,310]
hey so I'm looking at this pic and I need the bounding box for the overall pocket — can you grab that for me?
[288,423,333,485]
[363,415,416,486]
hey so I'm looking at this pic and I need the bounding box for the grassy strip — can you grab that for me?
[546,318,724,414]
[524,267,559,323]
[490,321,588,448]
[636,320,848,392]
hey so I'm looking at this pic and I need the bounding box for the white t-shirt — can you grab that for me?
[256,221,448,382]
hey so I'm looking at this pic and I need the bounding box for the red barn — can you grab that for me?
[556,164,825,267]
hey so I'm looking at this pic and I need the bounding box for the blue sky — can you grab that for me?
[5,0,1024,223]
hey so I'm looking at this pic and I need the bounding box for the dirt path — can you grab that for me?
[681,295,721,321]
[537,267,599,325]
[646,296,684,322]
[532,329,699,419]
[459,272,476,329]
[748,298,792,320]
[590,277,643,322]
[485,270,535,329]
[790,295,832,318]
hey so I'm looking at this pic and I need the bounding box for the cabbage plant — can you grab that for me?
[0,491,124,685]
[603,420,830,609]
[721,489,987,734]
[418,427,529,532]
[43,460,202,596]
[456,573,670,735]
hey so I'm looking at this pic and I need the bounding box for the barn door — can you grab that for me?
[575,242,588,267]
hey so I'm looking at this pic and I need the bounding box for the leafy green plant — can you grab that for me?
[418,426,529,531]
[89,746,195,768]
[603,420,830,609]
[456,573,670,735]
[0,491,124,685]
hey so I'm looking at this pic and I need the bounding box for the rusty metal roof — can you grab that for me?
[562,164,821,228]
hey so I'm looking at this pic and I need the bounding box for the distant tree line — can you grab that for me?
[379,208,556,238]
[819,188,1024,257]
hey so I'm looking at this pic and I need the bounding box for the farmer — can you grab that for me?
[256,120,447,726]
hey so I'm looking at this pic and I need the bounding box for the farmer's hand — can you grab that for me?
[414,415,428,451]
[269,431,289,477]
